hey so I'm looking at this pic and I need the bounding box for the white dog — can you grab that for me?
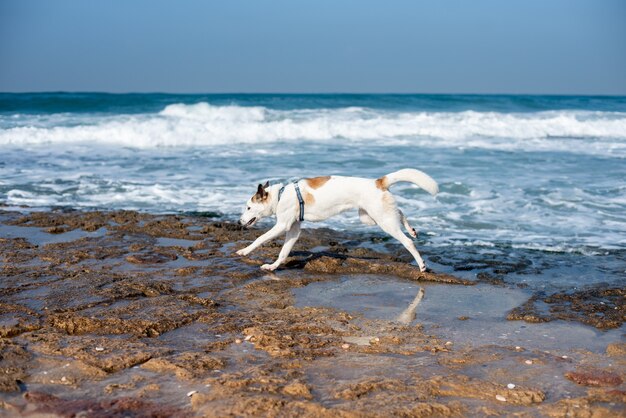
[236,168,438,272]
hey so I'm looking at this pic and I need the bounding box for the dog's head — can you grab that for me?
[239,181,272,228]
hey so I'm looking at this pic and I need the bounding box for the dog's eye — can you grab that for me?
[247,207,250,210]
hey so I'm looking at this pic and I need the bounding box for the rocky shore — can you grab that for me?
[0,209,624,417]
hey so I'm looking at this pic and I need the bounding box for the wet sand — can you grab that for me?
[0,209,624,417]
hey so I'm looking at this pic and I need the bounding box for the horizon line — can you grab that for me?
[2,91,626,98]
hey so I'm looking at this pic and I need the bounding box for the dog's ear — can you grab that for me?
[263,181,270,189]
[255,183,268,200]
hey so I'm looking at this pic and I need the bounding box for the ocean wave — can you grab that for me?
[1,102,626,156]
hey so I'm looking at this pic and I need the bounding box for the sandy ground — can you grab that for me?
[0,209,624,417]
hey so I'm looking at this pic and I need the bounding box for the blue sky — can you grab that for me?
[1,0,625,94]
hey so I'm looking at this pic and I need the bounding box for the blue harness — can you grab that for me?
[277,181,305,222]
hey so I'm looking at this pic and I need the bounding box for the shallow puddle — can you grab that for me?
[0,223,107,246]
[155,237,201,247]
[294,275,624,353]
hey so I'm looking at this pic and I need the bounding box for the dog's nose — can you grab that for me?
[238,219,243,226]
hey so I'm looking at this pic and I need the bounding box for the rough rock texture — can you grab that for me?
[0,209,624,417]
[565,368,623,387]
[508,286,625,330]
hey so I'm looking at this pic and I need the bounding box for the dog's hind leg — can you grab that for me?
[365,192,427,271]
[261,222,301,271]
[376,217,427,272]
[399,210,418,238]
[358,208,377,226]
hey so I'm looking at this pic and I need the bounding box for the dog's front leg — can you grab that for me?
[261,222,301,271]
[236,223,287,256]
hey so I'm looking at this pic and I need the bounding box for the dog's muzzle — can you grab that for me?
[240,217,256,228]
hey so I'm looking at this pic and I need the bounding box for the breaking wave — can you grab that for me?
[1,102,626,156]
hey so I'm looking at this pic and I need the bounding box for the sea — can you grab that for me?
[1,93,625,265]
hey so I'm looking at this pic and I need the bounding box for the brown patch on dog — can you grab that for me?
[375,176,389,191]
[305,176,330,189]
[304,191,315,205]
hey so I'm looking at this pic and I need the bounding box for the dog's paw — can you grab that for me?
[236,248,250,256]
[418,264,427,273]
[260,263,277,271]
[409,228,418,238]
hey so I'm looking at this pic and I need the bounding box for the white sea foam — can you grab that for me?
[5,175,625,253]
[2,101,626,252]
[1,103,625,156]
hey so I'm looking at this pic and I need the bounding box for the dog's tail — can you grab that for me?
[380,168,439,196]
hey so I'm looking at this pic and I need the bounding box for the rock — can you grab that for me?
[508,287,625,330]
[303,255,473,285]
[282,382,312,399]
[141,353,224,380]
[495,394,506,402]
[22,391,189,417]
[0,341,30,392]
[606,342,626,357]
[126,252,177,264]
[433,375,545,405]
[565,369,623,387]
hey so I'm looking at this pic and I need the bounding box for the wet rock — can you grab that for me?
[22,391,190,417]
[0,237,38,264]
[104,381,138,394]
[508,285,625,330]
[606,342,626,358]
[539,395,624,417]
[141,353,224,380]
[544,286,625,330]
[98,279,174,299]
[476,272,506,286]
[390,402,464,417]
[126,252,177,264]
[192,392,345,418]
[0,305,41,338]
[46,225,70,234]
[25,333,165,373]
[0,340,30,392]
[438,348,503,369]
[28,357,107,386]
[177,294,217,308]
[303,255,473,285]
[47,296,205,337]
[429,250,534,276]
[565,368,623,387]
[282,381,313,399]
[334,378,405,400]
[1,209,622,415]
[432,375,545,405]
[242,319,339,358]
[506,296,551,324]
